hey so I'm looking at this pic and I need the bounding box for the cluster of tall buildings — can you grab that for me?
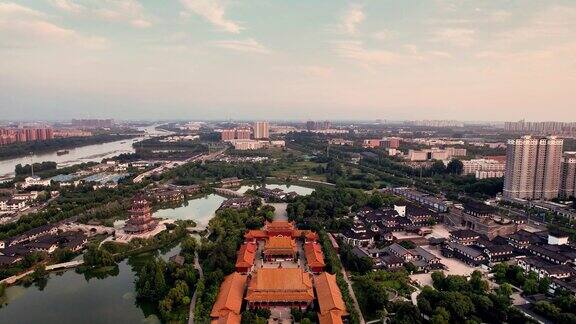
[561,152,576,199]
[70,119,114,128]
[503,136,576,200]
[0,128,54,146]
[306,120,331,131]
[220,121,269,141]
[405,120,465,128]
[504,120,576,136]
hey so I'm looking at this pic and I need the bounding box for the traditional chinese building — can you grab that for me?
[305,241,326,273]
[263,235,296,261]
[210,272,248,323]
[245,268,315,310]
[314,272,348,324]
[235,242,257,273]
[123,195,158,234]
[244,221,317,242]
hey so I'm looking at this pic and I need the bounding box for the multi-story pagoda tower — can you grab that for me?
[124,195,158,234]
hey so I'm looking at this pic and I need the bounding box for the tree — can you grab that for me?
[391,302,421,324]
[538,277,551,293]
[446,159,464,175]
[438,292,475,321]
[470,270,489,293]
[523,278,538,295]
[369,192,384,209]
[431,271,446,290]
[431,307,450,324]
[52,248,75,263]
[32,264,47,280]
[430,160,446,175]
[533,301,561,320]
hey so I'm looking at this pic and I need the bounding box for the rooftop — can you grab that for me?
[245,268,314,303]
[210,272,248,319]
[304,241,325,268]
[314,272,347,319]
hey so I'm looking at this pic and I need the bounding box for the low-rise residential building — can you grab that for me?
[218,197,256,211]
[518,257,573,280]
[507,230,546,250]
[391,187,449,212]
[220,177,242,188]
[449,229,481,245]
[483,244,515,263]
[362,139,382,148]
[0,198,27,212]
[442,241,486,266]
[462,159,506,179]
[22,176,51,189]
[340,220,374,247]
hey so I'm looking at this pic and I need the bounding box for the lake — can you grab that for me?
[0,244,181,324]
[236,183,315,196]
[153,194,226,229]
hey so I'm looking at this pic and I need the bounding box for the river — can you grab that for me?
[0,125,167,180]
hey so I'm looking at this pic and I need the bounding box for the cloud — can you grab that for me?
[211,39,270,54]
[342,5,364,35]
[303,66,334,78]
[333,41,452,66]
[180,0,241,33]
[49,0,153,28]
[431,28,475,47]
[0,2,46,17]
[0,2,107,49]
[497,6,576,44]
[49,0,83,14]
[372,30,391,41]
[333,40,404,65]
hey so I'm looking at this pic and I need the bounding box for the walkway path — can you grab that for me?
[1,260,84,285]
[188,239,204,324]
[338,264,365,324]
[269,203,288,221]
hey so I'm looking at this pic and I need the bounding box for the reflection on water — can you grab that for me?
[236,183,315,196]
[0,125,166,180]
[0,244,182,324]
[153,194,226,229]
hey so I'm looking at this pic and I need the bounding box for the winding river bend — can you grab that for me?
[0,125,167,180]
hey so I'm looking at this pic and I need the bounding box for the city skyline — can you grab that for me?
[1,1,576,121]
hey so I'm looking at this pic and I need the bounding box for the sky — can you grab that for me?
[0,0,575,121]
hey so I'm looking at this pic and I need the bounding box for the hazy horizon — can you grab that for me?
[1,1,575,121]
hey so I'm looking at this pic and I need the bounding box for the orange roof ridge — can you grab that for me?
[314,273,347,316]
[305,241,325,267]
[235,242,257,267]
[210,272,247,319]
[318,310,345,324]
[246,268,315,303]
